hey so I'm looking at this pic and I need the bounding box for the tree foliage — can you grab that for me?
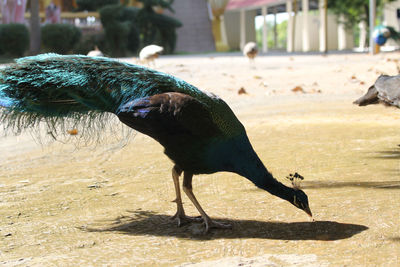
[256,20,287,49]
[41,24,81,54]
[136,0,182,53]
[99,0,182,56]
[99,4,139,57]
[0,24,30,56]
[327,0,397,29]
[137,0,175,12]
[76,0,119,11]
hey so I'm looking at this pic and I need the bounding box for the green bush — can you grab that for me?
[136,0,182,53]
[0,24,29,57]
[73,32,106,55]
[121,6,140,53]
[41,24,81,54]
[98,1,181,56]
[76,0,119,11]
[99,4,140,57]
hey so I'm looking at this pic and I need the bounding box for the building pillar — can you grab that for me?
[273,7,278,48]
[220,15,229,51]
[262,6,268,53]
[319,0,327,52]
[369,0,376,54]
[240,9,246,49]
[286,0,294,52]
[302,0,310,52]
[359,21,367,51]
[338,15,347,50]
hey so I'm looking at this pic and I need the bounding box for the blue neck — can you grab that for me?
[208,134,295,202]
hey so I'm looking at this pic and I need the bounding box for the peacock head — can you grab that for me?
[286,173,312,217]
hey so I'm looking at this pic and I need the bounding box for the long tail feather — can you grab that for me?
[0,53,215,145]
[0,53,177,141]
[387,26,400,42]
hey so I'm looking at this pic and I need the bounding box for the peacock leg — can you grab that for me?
[182,171,232,233]
[170,165,202,226]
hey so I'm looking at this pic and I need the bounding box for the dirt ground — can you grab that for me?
[1,52,400,266]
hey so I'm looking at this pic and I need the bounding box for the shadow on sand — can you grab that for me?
[372,148,400,160]
[301,180,400,190]
[80,210,368,241]
[389,237,400,242]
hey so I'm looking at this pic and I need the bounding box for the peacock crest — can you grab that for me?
[286,172,304,190]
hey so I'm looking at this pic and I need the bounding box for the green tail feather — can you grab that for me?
[1,53,242,144]
[387,26,400,41]
[0,53,204,140]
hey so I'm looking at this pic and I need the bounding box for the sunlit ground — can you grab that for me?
[1,52,399,266]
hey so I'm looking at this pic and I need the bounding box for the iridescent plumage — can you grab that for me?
[0,54,311,232]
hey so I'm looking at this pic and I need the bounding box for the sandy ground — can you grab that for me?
[1,52,400,266]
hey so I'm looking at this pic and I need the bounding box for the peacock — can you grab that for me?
[372,26,400,46]
[0,54,312,232]
[354,75,400,107]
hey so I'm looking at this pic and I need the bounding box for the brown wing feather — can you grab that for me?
[117,92,221,144]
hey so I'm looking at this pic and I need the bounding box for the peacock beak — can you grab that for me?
[304,206,312,217]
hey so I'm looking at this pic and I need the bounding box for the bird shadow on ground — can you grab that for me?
[79,210,368,241]
[389,237,400,242]
[300,180,400,190]
[368,146,400,160]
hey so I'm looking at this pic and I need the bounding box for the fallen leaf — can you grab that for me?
[349,75,360,83]
[360,81,365,85]
[292,86,305,93]
[253,75,262,79]
[67,129,78,135]
[310,89,322,94]
[238,87,248,95]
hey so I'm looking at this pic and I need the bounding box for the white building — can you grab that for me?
[224,0,355,53]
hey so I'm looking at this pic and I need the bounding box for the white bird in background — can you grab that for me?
[139,45,164,67]
[87,46,104,57]
[243,42,258,68]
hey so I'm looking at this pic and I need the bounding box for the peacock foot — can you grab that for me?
[203,218,232,233]
[171,212,202,227]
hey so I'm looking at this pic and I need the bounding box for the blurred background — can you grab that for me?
[0,0,399,60]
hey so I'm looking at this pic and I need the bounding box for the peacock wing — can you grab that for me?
[116,92,222,144]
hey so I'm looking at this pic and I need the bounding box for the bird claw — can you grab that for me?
[203,219,232,233]
[170,213,202,227]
